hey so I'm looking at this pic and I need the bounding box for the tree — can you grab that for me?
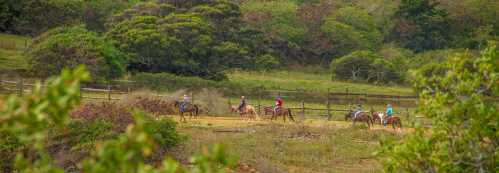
[241,0,307,46]
[377,42,498,172]
[321,6,382,58]
[28,26,125,80]
[13,0,84,35]
[391,0,451,52]
[331,50,401,83]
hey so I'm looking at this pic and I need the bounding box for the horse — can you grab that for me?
[174,101,199,122]
[370,110,402,130]
[231,105,260,121]
[271,107,295,122]
[345,111,373,129]
[264,106,274,116]
[371,111,385,125]
[384,116,403,130]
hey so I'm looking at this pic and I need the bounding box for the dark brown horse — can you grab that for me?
[345,111,373,129]
[174,101,199,122]
[384,116,403,130]
[271,108,295,122]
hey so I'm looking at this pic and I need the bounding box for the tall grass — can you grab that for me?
[0,33,30,72]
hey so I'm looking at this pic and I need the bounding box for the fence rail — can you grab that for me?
[1,78,418,120]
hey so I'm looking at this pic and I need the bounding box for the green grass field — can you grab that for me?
[228,70,414,95]
[0,33,30,71]
[172,116,402,173]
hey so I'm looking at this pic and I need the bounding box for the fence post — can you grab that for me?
[301,101,305,121]
[18,78,24,97]
[107,84,111,101]
[346,88,350,105]
[191,92,194,104]
[257,87,261,115]
[79,85,82,99]
[327,89,332,121]
[228,97,231,110]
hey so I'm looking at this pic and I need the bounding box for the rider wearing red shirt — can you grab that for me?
[274,96,283,113]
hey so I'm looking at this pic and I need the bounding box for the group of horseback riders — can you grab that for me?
[353,103,393,125]
[237,95,283,114]
[178,94,396,126]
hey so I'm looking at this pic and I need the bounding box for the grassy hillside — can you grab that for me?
[0,33,30,71]
[228,70,413,95]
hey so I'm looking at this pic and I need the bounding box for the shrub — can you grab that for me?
[255,54,279,70]
[377,42,498,172]
[28,26,125,81]
[143,116,182,148]
[72,102,133,132]
[331,50,402,83]
[61,119,117,152]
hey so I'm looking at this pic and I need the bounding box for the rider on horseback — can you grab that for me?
[238,96,246,112]
[180,94,189,112]
[274,96,283,114]
[354,104,363,118]
[384,104,393,126]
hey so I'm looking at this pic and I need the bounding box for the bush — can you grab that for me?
[255,54,279,70]
[61,119,117,152]
[331,50,402,83]
[377,42,498,172]
[143,116,182,148]
[72,93,176,131]
[28,26,125,81]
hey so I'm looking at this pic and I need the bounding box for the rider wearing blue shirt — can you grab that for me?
[180,94,189,112]
[354,104,363,118]
[238,96,246,112]
[384,104,393,125]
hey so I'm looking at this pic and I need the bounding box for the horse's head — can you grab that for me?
[174,100,180,107]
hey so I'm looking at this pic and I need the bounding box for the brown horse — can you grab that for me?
[345,111,373,129]
[264,106,274,116]
[271,107,295,122]
[231,105,260,121]
[370,110,402,130]
[174,101,199,122]
[371,111,385,125]
[384,116,403,130]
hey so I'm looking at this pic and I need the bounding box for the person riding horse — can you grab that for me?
[180,94,189,112]
[384,104,393,126]
[354,104,363,119]
[238,96,246,112]
[274,96,283,114]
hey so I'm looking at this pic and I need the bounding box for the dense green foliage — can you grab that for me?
[28,26,125,80]
[331,51,401,83]
[321,6,382,57]
[377,43,498,172]
[1,0,498,83]
[106,0,275,80]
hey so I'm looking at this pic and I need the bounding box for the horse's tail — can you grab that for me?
[398,119,402,129]
[288,109,295,122]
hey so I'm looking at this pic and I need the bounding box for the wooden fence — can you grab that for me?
[1,77,416,121]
